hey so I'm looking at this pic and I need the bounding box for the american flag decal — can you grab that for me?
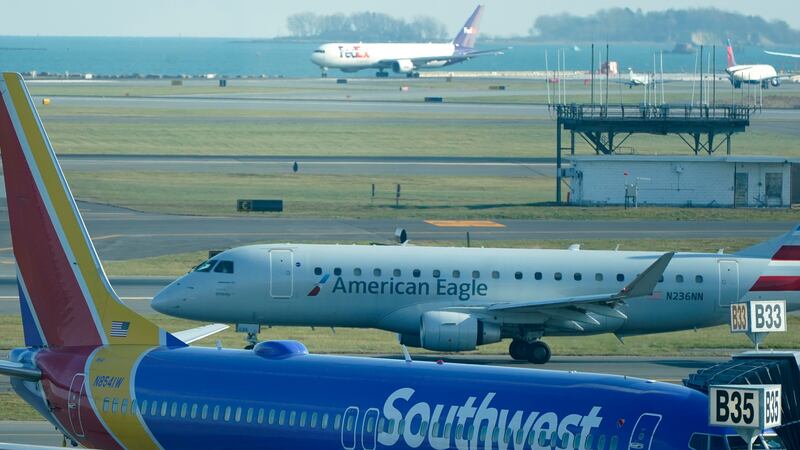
[110,321,130,338]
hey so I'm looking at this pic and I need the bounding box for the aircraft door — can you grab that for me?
[341,406,359,450]
[269,249,294,298]
[67,373,86,438]
[361,408,379,450]
[628,413,661,450]
[718,261,740,308]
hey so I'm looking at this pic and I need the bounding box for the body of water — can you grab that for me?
[0,36,797,78]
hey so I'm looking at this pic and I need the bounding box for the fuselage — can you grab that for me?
[311,43,457,72]
[727,64,779,83]
[12,342,739,450]
[154,244,793,340]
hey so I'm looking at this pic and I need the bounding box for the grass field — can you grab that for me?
[65,170,800,220]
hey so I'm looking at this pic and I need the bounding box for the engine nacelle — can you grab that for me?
[771,78,781,87]
[392,59,415,74]
[420,311,501,352]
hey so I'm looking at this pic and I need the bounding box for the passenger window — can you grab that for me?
[472,270,480,279]
[310,411,318,428]
[676,274,684,283]
[373,268,381,277]
[322,413,329,429]
[595,273,603,281]
[515,272,523,280]
[289,410,297,426]
[314,267,322,276]
[235,406,242,423]
[194,260,217,272]
[334,414,342,430]
[150,400,159,417]
[121,399,129,415]
[585,433,594,449]
[180,402,188,418]
[334,268,342,276]
[140,400,148,416]
[534,272,542,280]
[696,275,704,283]
[609,435,618,450]
[201,404,208,420]
[212,405,220,421]
[300,411,307,427]
[224,406,231,422]
[560,432,570,448]
[102,398,110,413]
[413,269,421,278]
[453,270,461,278]
[353,268,361,276]
[214,260,234,274]
[346,414,354,432]
[268,409,275,425]
[393,269,401,277]
[616,274,624,282]
[491,271,500,279]
[190,403,198,419]
[279,410,286,426]
[597,434,606,450]
[574,273,582,281]
[367,416,376,433]
[433,269,441,278]
[554,272,563,281]
[246,407,254,423]
[112,398,119,413]
[170,402,178,418]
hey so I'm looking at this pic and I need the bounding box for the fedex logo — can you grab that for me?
[338,45,370,59]
[463,26,475,34]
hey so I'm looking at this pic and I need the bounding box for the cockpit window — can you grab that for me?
[214,260,234,274]
[313,49,325,53]
[194,260,217,272]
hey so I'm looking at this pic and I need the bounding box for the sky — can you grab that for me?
[2,0,799,38]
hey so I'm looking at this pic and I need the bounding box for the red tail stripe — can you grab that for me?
[772,245,800,261]
[750,276,800,292]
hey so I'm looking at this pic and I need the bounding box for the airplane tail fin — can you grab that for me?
[0,72,183,348]
[738,225,800,293]
[453,5,485,50]
[726,39,737,68]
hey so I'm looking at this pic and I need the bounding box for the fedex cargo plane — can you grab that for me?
[0,72,786,449]
[310,5,504,78]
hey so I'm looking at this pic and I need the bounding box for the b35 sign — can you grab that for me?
[730,300,786,334]
[709,385,782,430]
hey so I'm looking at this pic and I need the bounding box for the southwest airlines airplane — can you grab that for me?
[309,5,504,78]
[154,227,800,365]
[0,72,776,449]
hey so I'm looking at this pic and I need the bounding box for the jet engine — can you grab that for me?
[392,59,415,74]
[771,78,781,87]
[419,311,501,352]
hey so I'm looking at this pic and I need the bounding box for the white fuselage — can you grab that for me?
[310,43,456,72]
[727,64,779,83]
[153,244,796,342]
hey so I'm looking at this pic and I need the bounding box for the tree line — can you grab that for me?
[286,12,448,42]
[529,8,800,45]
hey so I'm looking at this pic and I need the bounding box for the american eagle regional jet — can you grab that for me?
[0,71,784,450]
[309,5,505,78]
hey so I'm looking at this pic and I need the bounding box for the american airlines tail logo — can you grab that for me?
[375,387,603,449]
[307,274,330,297]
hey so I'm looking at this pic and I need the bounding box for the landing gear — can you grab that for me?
[508,339,552,364]
[320,68,328,78]
[406,72,421,78]
[376,70,389,78]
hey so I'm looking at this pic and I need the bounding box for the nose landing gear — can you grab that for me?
[509,339,552,364]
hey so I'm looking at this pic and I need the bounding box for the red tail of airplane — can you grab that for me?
[726,39,737,68]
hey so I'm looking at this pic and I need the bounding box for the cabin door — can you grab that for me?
[718,260,740,308]
[67,373,86,438]
[269,249,294,298]
[628,413,661,450]
[341,406,359,450]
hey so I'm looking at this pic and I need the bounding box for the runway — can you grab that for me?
[0,200,793,272]
[0,354,725,445]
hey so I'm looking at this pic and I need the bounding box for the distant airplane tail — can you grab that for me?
[738,225,800,293]
[0,72,182,348]
[453,5,485,49]
[726,39,737,68]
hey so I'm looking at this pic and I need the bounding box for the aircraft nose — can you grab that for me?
[151,280,194,315]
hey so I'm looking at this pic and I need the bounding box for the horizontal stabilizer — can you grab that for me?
[0,360,40,381]
[172,323,229,344]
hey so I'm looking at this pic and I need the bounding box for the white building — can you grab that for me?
[566,155,799,208]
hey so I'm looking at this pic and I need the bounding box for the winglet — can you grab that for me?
[618,252,674,299]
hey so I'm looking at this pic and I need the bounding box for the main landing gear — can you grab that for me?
[509,339,551,364]
[376,70,389,78]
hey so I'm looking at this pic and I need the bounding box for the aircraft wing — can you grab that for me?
[172,323,229,344]
[476,252,674,326]
[765,50,800,59]
[378,47,508,66]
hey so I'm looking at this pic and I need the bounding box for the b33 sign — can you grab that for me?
[730,300,786,334]
[709,385,782,430]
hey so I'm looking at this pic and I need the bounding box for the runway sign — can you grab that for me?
[709,384,781,430]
